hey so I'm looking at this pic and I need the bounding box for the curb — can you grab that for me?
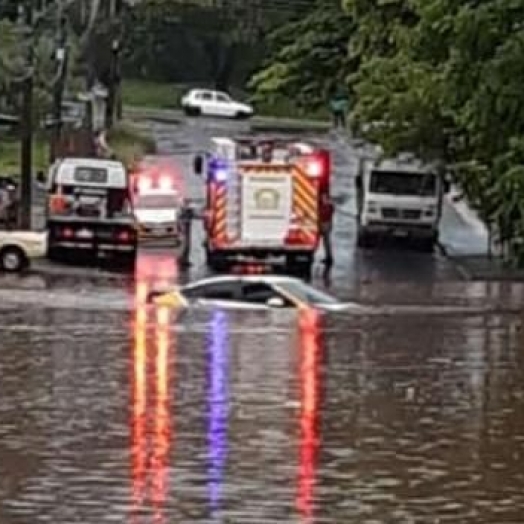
[437,242,473,281]
[124,106,331,133]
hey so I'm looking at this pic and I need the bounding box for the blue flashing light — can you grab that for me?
[207,310,229,516]
[209,158,230,182]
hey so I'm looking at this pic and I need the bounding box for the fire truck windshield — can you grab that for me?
[135,194,180,209]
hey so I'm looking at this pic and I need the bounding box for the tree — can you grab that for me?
[249,2,354,110]
[122,0,317,91]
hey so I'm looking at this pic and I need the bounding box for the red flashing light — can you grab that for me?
[137,177,152,193]
[158,176,172,191]
[118,231,131,242]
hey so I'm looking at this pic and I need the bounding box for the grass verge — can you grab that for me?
[122,79,183,110]
[0,135,48,175]
[0,122,156,176]
[122,78,330,121]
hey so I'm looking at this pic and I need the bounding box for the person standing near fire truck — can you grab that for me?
[319,192,334,266]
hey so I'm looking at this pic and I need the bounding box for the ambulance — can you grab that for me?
[194,137,331,276]
[130,158,184,245]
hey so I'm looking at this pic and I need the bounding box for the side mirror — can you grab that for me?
[36,172,46,184]
[267,296,285,308]
[194,155,203,175]
[443,178,451,194]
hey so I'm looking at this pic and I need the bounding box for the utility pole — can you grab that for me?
[19,0,34,230]
[50,15,68,162]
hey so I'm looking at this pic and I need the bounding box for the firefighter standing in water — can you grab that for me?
[319,192,334,266]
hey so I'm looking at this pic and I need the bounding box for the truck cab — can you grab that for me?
[356,155,445,251]
[46,157,137,266]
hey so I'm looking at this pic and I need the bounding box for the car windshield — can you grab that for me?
[135,194,180,209]
[369,170,437,196]
[276,281,340,305]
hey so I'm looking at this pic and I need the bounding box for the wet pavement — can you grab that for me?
[1,116,524,523]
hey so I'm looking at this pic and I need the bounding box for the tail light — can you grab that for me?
[117,230,133,242]
[61,227,74,238]
[304,150,330,191]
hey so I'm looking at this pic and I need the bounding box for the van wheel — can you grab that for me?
[0,246,29,273]
[419,236,436,253]
[357,231,371,248]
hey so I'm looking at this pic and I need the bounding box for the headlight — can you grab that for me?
[424,205,436,216]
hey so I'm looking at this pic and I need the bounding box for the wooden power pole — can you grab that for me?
[19,0,34,230]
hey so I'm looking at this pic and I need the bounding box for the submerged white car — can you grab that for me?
[147,275,359,312]
[0,230,47,272]
[181,89,254,119]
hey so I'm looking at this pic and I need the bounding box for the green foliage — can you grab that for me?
[249,4,354,111]
[348,0,524,262]
[253,0,524,264]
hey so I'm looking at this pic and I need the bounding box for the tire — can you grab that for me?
[184,106,201,117]
[285,253,313,280]
[206,249,229,273]
[0,246,29,273]
[116,251,137,272]
[235,111,249,120]
[357,230,371,248]
[419,235,436,253]
[47,245,65,262]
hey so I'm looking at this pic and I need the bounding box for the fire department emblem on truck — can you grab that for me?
[254,188,280,210]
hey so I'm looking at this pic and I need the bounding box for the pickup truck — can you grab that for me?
[0,230,47,272]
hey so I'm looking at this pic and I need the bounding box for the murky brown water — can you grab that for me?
[1,277,524,523]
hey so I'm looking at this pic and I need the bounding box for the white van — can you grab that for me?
[134,190,183,245]
[356,156,446,251]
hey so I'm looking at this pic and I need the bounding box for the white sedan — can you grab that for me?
[147,275,361,312]
[181,89,254,119]
[0,230,48,272]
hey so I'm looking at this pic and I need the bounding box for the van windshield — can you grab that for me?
[369,170,437,197]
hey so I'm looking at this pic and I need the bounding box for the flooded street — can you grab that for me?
[1,117,524,522]
[1,277,524,523]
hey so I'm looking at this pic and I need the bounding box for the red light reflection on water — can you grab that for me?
[131,252,176,523]
[296,309,322,522]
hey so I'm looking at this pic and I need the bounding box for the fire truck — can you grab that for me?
[194,137,331,276]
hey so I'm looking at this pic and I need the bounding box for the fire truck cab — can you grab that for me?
[194,137,331,277]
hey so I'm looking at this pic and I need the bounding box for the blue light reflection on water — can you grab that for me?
[207,310,230,516]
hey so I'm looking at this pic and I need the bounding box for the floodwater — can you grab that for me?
[1,254,524,524]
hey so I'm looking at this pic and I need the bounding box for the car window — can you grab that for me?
[241,283,294,306]
[276,281,340,305]
[199,92,213,101]
[182,282,238,300]
[215,93,231,103]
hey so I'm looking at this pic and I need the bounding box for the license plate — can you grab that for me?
[77,228,93,239]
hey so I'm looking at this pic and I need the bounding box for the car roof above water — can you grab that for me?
[181,274,304,289]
